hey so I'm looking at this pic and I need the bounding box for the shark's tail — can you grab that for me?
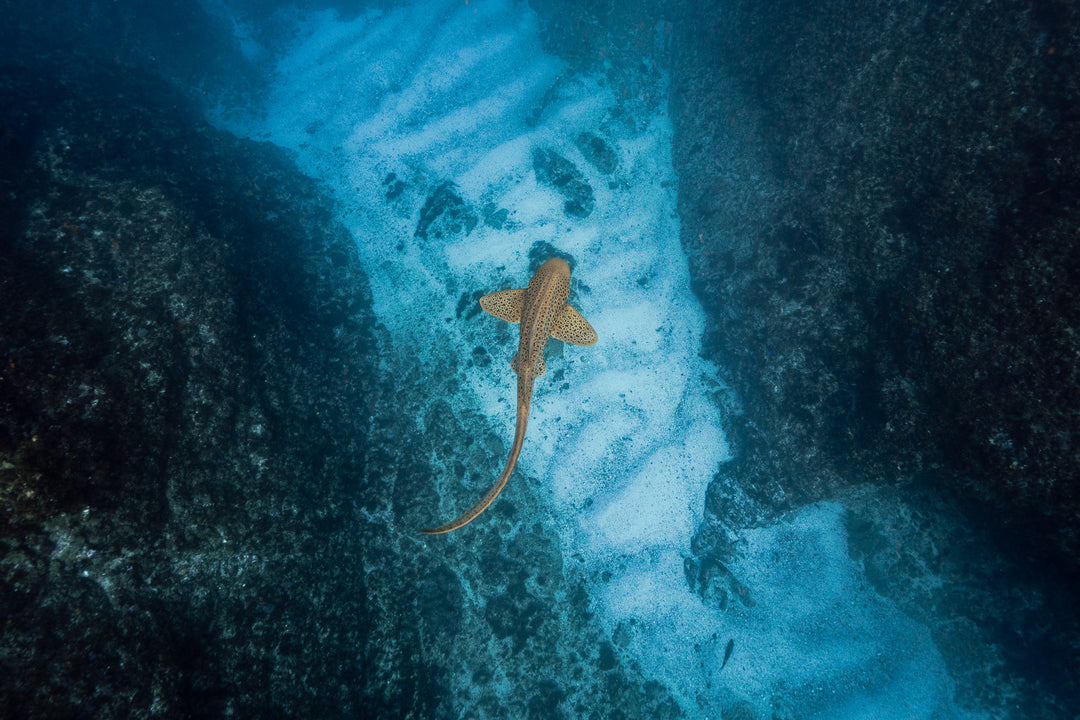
[421,396,530,534]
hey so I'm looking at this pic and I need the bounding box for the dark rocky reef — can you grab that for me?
[528,0,672,114]
[665,0,1080,715]
[0,25,679,720]
[669,0,1080,563]
[0,58,398,717]
[0,0,256,101]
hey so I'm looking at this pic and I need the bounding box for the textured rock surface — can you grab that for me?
[0,9,680,717]
[0,58,390,717]
[664,0,1080,716]
[669,0,1080,560]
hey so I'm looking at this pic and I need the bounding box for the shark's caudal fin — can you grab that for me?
[421,387,531,535]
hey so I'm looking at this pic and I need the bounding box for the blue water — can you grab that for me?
[3,0,1076,718]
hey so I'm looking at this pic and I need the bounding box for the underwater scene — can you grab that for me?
[2,0,1079,718]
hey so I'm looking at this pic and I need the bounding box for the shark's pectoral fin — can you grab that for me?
[480,288,526,323]
[510,352,518,373]
[552,305,598,346]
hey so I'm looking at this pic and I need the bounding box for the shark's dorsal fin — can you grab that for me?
[552,305,598,346]
[479,288,526,323]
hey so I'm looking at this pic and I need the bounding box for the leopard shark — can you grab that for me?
[422,257,598,534]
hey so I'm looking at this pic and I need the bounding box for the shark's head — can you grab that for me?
[539,257,571,277]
